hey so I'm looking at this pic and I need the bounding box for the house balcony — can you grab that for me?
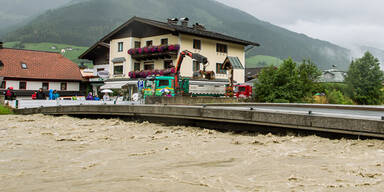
[128,44,180,61]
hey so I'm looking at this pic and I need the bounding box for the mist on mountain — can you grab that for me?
[1,0,352,70]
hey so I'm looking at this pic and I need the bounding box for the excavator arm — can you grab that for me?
[174,50,208,93]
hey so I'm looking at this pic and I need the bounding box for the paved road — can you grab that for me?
[211,105,384,120]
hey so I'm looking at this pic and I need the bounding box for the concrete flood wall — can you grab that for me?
[15,105,384,138]
[145,96,238,105]
[201,103,384,111]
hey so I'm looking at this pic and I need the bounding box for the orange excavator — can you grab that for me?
[174,50,209,94]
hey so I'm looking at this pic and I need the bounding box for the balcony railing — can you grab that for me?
[128,44,180,61]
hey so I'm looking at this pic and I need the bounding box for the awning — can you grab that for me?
[100,81,128,89]
[222,56,244,69]
[101,80,140,89]
[125,80,139,85]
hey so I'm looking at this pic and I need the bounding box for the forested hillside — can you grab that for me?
[3,0,351,70]
[0,0,74,36]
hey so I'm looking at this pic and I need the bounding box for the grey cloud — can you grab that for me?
[216,0,384,50]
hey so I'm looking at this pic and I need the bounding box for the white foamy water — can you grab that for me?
[0,115,383,191]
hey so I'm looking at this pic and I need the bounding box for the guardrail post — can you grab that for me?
[15,100,19,109]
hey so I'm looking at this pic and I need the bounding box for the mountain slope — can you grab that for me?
[0,0,73,35]
[3,0,351,70]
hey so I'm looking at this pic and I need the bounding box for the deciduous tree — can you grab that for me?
[255,58,320,103]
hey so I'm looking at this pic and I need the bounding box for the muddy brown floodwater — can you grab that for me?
[0,115,383,192]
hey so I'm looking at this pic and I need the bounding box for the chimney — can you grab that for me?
[193,23,206,31]
[0,42,3,49]
[180,17,189,27]
[167,18,178,25]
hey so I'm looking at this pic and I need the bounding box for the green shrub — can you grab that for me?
[314,83,348,95]
[0,105,13,115]
[326,89,354,105]
[272,99,290,103]
[254,58,321,103]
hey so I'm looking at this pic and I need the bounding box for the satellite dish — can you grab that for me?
[97,70,109,78]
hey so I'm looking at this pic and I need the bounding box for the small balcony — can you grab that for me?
[128,68,176,79]
[128,44,180,61]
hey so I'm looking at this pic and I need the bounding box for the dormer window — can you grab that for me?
[21,63,27,69]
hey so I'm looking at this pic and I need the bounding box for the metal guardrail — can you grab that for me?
[5,99,143,109]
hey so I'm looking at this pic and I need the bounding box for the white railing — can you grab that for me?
[6,99,143,109]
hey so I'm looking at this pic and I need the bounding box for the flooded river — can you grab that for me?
[0,115,383,192]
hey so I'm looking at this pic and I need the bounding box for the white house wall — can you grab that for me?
[109,37,133,78]
[108,33,246,83]
[179,34,246,83]
[5,80,18,90]
[2,80,80,91]
[109,35,180,78]
[93,64,109,77]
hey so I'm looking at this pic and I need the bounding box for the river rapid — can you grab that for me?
[0,115,383,192]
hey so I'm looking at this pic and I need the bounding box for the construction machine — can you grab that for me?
[143,50,225,98]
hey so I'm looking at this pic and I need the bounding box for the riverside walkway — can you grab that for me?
[14,103,384,139]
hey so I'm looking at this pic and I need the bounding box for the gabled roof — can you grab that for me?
[222,56,244,69]
[319,69,346,83]
[0,48,83,81]
[80,16,260,59]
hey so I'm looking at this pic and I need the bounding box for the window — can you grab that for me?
[0,81,5,89]
[216,63,226,74]
[163,60,173,69]
[193,60,200,71]
[42,82,49,90]
[145,80,154,87]
[193,39,201,49]
[19,82,27,90]
[21,63,27,69]
[161,38,168,45]
[146,40,153,47]
[238,87,246,92]
[144,63,154,70]
[60,82,67,91]
[118,42,123,52]
[216,43,227,53]
[134,63,141,71]
[158,80,170,87]
[134,41,141,48]
[114,65,123,75]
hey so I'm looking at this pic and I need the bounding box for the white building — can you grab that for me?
[0,43,83,99]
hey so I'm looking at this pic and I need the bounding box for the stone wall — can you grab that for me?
[145,96,238,105]
[15,104,384,138]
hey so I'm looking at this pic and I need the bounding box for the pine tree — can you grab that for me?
[345,52,384,105]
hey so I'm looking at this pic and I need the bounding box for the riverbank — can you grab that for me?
[0,115,383,191]
[0,105,13,115]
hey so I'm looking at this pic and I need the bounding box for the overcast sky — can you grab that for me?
[216,0,384,50]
